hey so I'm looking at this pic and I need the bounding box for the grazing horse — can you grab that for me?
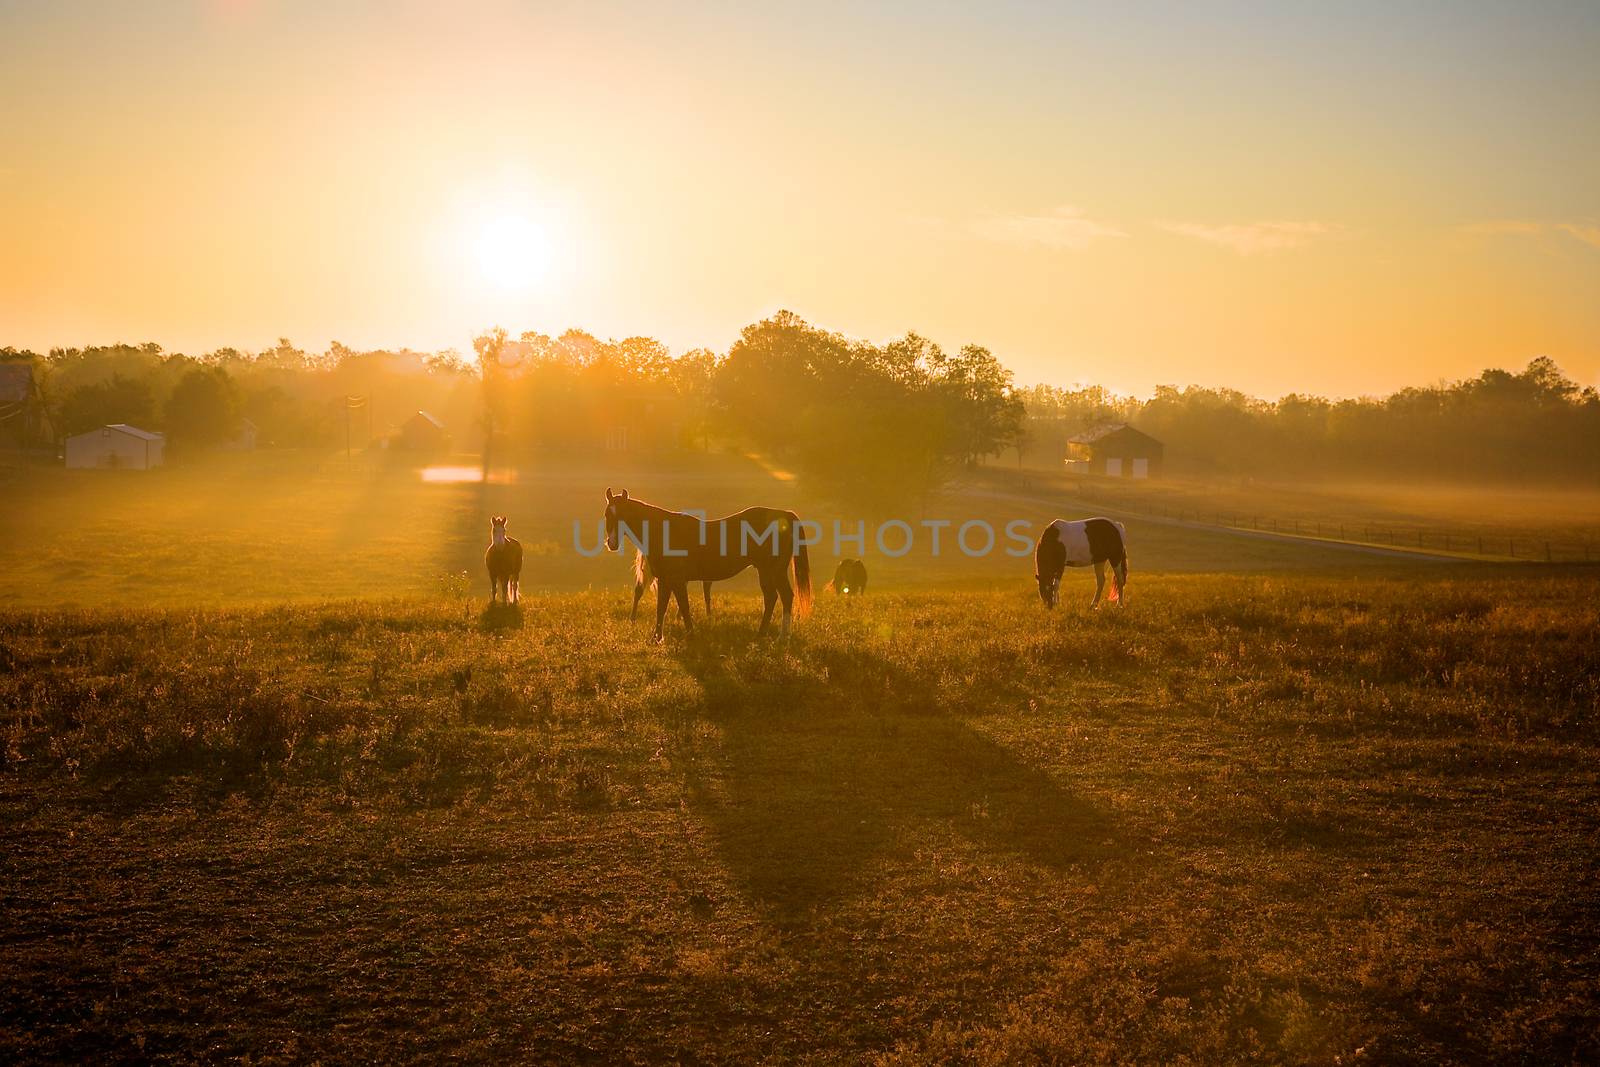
[632,551,712,622]
[603,487,811,641]
[826,558,868,597]
[484,515,523,605]
[1035,518,1128,609]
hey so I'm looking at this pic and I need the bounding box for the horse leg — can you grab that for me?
[758,574,778,635]
[673,582,694,635]
[510,578,519,605]
[703,581,712,615]
[1091,561,1105,609]
[777,572,795,637]
[632,579,646,621]
[653,582,671,643]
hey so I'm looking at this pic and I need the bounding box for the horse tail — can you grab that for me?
[633,550,650,589]
[1114,522,1130,597]
[792,529,813,619]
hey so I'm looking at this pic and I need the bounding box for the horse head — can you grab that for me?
[1036,572,1060,609]
[603,488,629,552]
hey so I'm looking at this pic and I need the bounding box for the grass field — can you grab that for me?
[995,468,1600,562]
[4,455,1599,1062]
[0,452,1486,609]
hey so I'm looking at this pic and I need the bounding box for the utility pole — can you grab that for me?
[345,395,367,466]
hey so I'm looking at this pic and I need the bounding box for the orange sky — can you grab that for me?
[2,1,1596,397]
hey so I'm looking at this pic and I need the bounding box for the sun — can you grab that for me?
[474,213,554,290]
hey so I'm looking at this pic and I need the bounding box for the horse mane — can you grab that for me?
[633,549,649,587]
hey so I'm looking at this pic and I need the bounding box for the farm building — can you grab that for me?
[396,410,451,451]
[64,424,166,470]
[223,417,258,451]
[1065,423,1163,479]
[0,361,49,449]
[598,391,687,453]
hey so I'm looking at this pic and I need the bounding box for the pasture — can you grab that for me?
[0,451,1479,610]
[2,454,1598,1062]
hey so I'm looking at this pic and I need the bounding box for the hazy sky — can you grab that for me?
[3,0,1597,397]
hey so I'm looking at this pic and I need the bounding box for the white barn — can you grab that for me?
[65,424,166,470]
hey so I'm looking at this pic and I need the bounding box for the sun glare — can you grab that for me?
[474,213,553,290]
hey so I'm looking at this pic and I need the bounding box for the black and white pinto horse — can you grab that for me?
[632,552,712,622]
[603,488,812,641]
[1034,518,1128,609]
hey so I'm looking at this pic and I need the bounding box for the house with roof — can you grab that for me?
[1065,423,1163,479]
[64,424,166,469]
[0,361,48,449]
[395,410,451,451]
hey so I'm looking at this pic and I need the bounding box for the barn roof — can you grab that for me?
[1066,422,1161,446]
[106,424,164,440]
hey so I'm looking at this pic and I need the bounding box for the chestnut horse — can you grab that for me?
[484,515,523,605]
[603,488,811,640]
[632,551,712,622]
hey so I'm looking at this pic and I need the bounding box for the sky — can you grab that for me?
[2,0,1597,398]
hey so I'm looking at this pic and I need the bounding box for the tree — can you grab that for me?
[58,374,155,437]
[165,366,240,451]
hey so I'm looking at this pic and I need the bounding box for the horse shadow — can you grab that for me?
[665,625,1123,924]
[477,602,524,632]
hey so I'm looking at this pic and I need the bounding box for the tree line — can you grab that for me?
[1018,356,1599,484]
[4,313,1596,486]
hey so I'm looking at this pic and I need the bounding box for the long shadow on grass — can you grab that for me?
[668,623,1122,923]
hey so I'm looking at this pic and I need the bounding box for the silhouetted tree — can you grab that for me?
[165,366,240,451]
[58,374,156,436]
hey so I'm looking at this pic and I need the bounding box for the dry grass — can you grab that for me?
[0,452,1461,611]
[3,573,1598,1062]
[994,468,1600,561]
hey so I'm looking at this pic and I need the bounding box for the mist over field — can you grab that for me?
[5,0,1600,1062]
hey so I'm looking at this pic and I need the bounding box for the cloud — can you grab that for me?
[1461,220,1600,249]
[970,206,1125,250]
[1158,220,1341,254]
[1460,220,1546,237]
[1556,222,1600,249]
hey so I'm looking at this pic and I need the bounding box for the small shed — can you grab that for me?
[396,410,450,452]
[223,417,258,451]
[65,424,166,470]
[1065,423,1163,479]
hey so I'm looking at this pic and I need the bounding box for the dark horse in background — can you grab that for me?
[604,488,812,641]
[826,558,868,597]
[1035,517,1128,609]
